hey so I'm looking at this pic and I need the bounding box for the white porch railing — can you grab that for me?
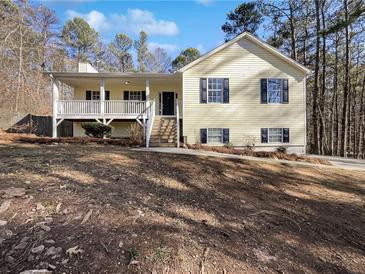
[57,100,148,117]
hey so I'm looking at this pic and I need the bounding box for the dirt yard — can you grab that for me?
[0,141,364,273]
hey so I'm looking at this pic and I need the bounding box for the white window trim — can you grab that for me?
[207,128,223,144]
[207,78,224,104]
[268,128,284,143]
[266,78,284,104]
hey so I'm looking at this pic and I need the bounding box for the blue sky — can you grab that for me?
[36,0,247,58]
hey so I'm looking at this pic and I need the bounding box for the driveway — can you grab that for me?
[309,154,365,171]
[135,147,365,171]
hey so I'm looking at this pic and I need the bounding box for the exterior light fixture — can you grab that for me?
[124,81,131,85]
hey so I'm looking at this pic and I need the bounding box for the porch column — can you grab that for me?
[52,78,59,138]
[100,79,105,124]
[145,80,150,101]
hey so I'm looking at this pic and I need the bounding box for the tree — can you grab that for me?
[61,17,98,62]
[172,47,200,70]
[222,2,263,41]
[134,30,148,72]
[145,47,171,73]
[109,33,134,72]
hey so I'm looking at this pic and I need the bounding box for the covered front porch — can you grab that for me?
[48,72,183,147]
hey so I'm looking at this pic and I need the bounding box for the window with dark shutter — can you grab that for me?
[282,79,289,103]
[283,128,290,143]
[141,91,146,101]
[260,79,267,104]
[200,78,207,103]
[223,128,230,143]
[86,90,91,100]
[105,90,110,100]
[261,128,268,143]
[223,78,229,103]
[123,91,129,100]
[200,128,207,144]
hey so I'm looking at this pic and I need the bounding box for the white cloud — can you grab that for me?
[197,0,213,6]
[148,42,178,53]
[66,8,179,36]
[66,10,110,32]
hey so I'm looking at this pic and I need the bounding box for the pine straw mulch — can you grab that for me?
[186,144,330,165]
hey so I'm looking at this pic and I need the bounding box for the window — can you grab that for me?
[267,79,282,103]
[208,128,223,143]
[91,91,100,100]
[208,78,223,103]
[268,128,283,142]
[129,91,142,101]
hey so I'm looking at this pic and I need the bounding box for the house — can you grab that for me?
[46,32,310,154]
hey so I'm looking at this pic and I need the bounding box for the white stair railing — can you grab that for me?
[145,101,155,148]
[176,97,180,148]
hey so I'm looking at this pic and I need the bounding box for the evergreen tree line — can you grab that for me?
[1,0,364,157]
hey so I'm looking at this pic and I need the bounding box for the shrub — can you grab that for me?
[224,142,234,148]
[127,123,144,145]
[81,122,112,138]
[276,146,287,154]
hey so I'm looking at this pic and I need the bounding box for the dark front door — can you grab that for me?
[162,92,175,115]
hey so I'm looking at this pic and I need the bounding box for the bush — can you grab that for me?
[81,122,112,138]
[224,142,234,148]
[276,146,287,154]
[127,123,144,145]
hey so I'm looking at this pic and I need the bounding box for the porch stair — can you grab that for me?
[149,117,177,147]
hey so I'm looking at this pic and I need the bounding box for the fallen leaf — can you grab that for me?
[81,209,93,225]
[0,200,11,214]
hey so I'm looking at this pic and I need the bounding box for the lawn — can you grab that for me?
[0,141,364,273]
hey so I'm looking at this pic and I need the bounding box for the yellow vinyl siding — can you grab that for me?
[183,37,306,148]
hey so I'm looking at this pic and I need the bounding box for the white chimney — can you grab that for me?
[78,62,98,73]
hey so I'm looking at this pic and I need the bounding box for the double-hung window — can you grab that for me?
[208,78,223,103]
[129,91,142,101]
[208,128,223,143]
[261,128,290,143]
[268,128,283,142]
[91,91,100,100]
[261,78,289,104]
[267,79,282,103]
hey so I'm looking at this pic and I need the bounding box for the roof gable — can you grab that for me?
[178,32,310,74]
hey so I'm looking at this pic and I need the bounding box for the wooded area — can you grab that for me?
[0,0,364,158]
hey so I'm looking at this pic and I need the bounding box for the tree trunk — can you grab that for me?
[340,0,350,157]
[311,0,321,154]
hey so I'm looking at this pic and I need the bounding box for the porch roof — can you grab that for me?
[44,71,182,87]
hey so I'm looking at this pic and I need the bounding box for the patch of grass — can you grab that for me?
[152,247,170,263]
[126,247,139,264]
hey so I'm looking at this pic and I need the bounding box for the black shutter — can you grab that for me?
[141,91,146,101]
[105,90,110,100]
[261,128,268,143]
[200,78,207,103]
[260,79,267,104]
[282,79,289,103]
[200,128,207,144]
[223,78,229,103]
[123,91,129,100]
[223,128,229,143]
[283,128,290,143]
[86,90,91,100]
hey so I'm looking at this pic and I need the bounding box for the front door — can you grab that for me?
[162,92,175,116]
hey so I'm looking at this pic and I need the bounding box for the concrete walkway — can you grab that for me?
[134,147,365,171]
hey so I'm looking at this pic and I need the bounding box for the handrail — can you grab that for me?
[145,101,155,148]
[176,97,180,148]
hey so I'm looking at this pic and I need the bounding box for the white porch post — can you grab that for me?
[145,80,150,101]
[100,79,105,124]
[52,78,59,138]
